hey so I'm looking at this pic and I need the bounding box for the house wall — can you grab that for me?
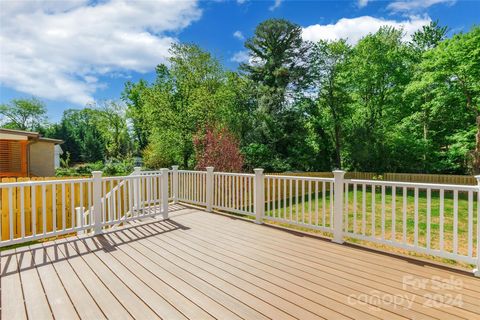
[0,133,28,140]
[29,141,55,176]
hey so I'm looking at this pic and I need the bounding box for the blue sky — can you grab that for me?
[0,0,479,122]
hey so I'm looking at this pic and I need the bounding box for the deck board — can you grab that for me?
[41,240,107,319]
[15,246,53,319]
[0,249,27,320]
[52,238,133,319]
[1,204,480,320]
[177,210,479,319]
[28,244,79,320]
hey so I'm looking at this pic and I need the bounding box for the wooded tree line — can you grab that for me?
[1,19,479,174]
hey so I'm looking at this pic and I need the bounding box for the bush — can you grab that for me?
[55,159,134,177]
[194,126,244,172]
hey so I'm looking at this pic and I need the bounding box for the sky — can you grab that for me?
[0,0,479,122]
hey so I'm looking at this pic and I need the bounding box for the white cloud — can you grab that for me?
[231,51,250,63]
[0,0,201,105]
[358,0,370,8]
[269,0,283,11]
[233,31,245,40]
[387,0,456,13]
[302,16,431,45]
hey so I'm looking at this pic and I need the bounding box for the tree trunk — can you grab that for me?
[334,124,342,169]
[423,107,428,171]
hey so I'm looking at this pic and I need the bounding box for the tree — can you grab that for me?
[242,18,311,113]
[134,43,241,169]
[346,27,414,172]
[402,21,449,171]
[407,26,480,173]
[122,79,149,151]
[48,108,105,163]
[411,20,448,52]
[0,98,47,131]
[194,126,244,172]
[241,19,312,171]
[310,39,352,169]
[121,21,479,175]
[95,101,133,159]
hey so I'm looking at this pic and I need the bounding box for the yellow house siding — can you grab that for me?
[29,141,55,176]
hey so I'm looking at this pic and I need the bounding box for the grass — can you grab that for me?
[264,186,477,268]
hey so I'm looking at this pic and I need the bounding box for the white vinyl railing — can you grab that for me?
[0,169,168,247]
[213,172,255,217]
[343,179,479,265]
[0,177,94,246]
[264,174,334,233]
[170,168,480,276]
[1,166,479,276]
[177,170,207,206]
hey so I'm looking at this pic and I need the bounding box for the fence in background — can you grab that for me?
[1,166,479,276]
[271,172,476,185]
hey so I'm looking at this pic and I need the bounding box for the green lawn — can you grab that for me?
[264,186,477,261]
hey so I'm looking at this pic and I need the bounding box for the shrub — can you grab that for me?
[193,126,244,172]
[55,159,134,177]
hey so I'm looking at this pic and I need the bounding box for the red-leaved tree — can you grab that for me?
[194,126,244,172]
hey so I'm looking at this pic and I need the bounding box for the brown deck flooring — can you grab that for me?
[1,204,480,320]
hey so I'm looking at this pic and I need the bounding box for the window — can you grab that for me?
[0,140,28,177]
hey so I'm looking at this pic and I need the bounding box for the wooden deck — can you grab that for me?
[1,204,480,320]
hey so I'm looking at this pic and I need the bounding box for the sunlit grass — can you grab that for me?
[264,186,477,267]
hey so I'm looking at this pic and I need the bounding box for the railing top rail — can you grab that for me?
[139,170,167,174]
[178,170,207,174]
[265,174,334,182]
[214,172,254,177]
[0,177,93,187]
[346,178,478,191]
[101,173,162,181]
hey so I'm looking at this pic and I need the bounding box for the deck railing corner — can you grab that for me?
[205,167,214,212]
[333,170,346,244]
[92,170,103,235]
[254,168,265,224]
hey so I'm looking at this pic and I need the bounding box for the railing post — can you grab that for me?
[92,171,103,235]
[475,175,480,277]
[172,165,179,204]
[206,167,214,212]
[133,166,141,211]
[254,168,264,224]
[332,170,345,244]
[161,168,169,219]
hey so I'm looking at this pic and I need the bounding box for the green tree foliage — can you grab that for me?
[405,26,480,173]
[346,27,415,172]
[411,20,448,52]
[46,102,132,163]
[122,79,149,151]
[309,39,352,169]
[241,18,311,113]
[240,18,313,171]
[0,97,47,131]
[2,20,477,175]
[95,101,133,159]
[47,108,105,163]
[124,43,248,169]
